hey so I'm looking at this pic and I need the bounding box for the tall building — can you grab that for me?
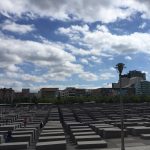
[112,70,146,88]
[39,88,59,99]
[0,88,14,104]
[135,81,150,95]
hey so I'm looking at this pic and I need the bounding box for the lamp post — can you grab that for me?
[115,63,126,150]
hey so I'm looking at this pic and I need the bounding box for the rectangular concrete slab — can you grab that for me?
[77,140,107,149]
[38,135,66,142]
[40,132,65,136]
[74,135,101,144]
[36,140,66,150]
[11,134,32,145]
[0,142,29,150]
[141,134,150,139]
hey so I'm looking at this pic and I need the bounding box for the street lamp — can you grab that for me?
[115,63,126,150]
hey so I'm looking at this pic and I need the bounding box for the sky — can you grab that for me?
[0,0,150,92]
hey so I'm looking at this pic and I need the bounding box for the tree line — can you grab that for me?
[12,95,150,104]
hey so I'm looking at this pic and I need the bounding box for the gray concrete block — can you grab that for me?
[40,132,65,137]
[103,128,128,139]
[77,140,107,149]
[38,135,66,142]
[11,134,32,145]
[36,140,66,150]
[132,127,150,136]
[74,135,101,144]
[141,134,150,139]
[0,142,29,150]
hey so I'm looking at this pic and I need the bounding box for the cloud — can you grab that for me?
[96,25,109,32]
[78,71,98,81]
[125,56,132,60]
[1,20,35,34]
[57,24,150,57]
[0,0,148,23]
[88,56,102,64]
[99,72,115,80]
[139,22,147,29]
[0,33,75,67]
[0,32,98,89]
[64,44,91,56]
[0,73,24,89]
[1,0,150,90]
[80,58,89,65]
[134,0,150,19]
[108,57,114,60]
[110,67,116,71]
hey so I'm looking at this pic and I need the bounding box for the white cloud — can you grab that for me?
[1,0,150,90]
[125,56,132,60]
[79,71,98,81]
[80,58,89,65]
[0,0,69,20]
[0,33,75,67]
[134,0,150,19]
[57,24,150,57]
[110,67,116,71]
[0,32,98,89]
[88,56,102,63]
[96,25,109,32]
[0,0,149,23]
[139,22,147,29]
[1,20,35,34]
[99,72,115,80]
[108,57,114,60]
[0,76,24,89]
[65,44,91,56]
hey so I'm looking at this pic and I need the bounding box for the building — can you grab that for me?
[39,88,59,99]
[0,88,15,104]
[90,88,102,97]
[113,88,135,96]
[62,87,76,97]
[14,89,39,103]
[91,88,135,96]
[135,80,150,95]
[14,89,31,102]
[60,87,86,97]
[75,88,86,97]
[22,89,30,98]
[127,70,146,79]
[112,70,146,88]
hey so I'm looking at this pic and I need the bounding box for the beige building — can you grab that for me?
[39,88,59,99]
[60,87,86,97]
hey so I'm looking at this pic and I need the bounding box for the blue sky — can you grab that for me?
[0,0,150,91]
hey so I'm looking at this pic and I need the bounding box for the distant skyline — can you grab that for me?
[0,0,150,92]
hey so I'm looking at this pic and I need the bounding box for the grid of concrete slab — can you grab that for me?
[1,103,150,150]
